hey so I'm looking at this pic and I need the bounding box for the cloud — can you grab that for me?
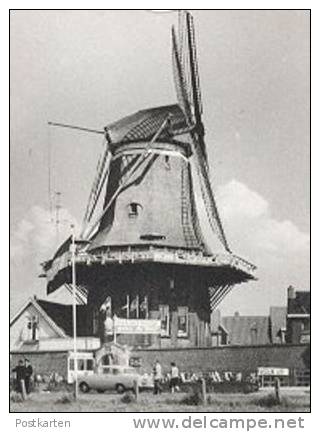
[214,179,309,315]
[218,180,269,219]
[11,205,79,262]
[217,179,309,255]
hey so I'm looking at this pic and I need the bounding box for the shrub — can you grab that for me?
[121,391,136,404]
[254,393,281,408]
[55,394,72,405]
[45,381,72,393]
[10,392,24,403]
[180,389,203,406]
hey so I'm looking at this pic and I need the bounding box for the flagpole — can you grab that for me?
[126,295,129,319]
[71,224,78,401]
[113,315,117,344]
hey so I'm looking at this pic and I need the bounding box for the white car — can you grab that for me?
[78,365,141,394]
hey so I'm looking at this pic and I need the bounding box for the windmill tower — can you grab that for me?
[43,11,256,348]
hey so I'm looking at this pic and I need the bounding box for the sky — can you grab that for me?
[10,10,310,316]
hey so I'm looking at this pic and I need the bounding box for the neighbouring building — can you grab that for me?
[210,308,286,347]
[10,291,310,387]
[210,285,310,347]
[10,296,100,353]
[286,286,310,344]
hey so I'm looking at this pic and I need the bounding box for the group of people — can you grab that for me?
[12,359,33,395]
[153,360,180,395]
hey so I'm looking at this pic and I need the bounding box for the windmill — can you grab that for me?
[43,11,256,348]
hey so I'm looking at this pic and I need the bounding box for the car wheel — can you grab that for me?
[79,382,90,393]
[116,384,125,394]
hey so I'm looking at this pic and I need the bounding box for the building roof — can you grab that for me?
[269,306,287,343]
[221,314,270,345]
[10,297,67,338]
[288,291,310,315]
[37,300,89,337]
[10,296,90,339]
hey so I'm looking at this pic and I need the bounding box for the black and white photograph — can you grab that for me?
[10,9,310,414]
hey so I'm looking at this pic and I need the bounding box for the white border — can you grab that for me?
[4,1,315,431]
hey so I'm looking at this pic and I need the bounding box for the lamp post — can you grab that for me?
[70,224,78,400]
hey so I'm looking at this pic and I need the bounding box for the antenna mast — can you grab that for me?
[54,191,62,245]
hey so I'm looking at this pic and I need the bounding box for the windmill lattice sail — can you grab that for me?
[172,10,229,252]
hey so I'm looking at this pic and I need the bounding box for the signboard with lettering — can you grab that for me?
[114,318,161,335]
[257,367,289,376]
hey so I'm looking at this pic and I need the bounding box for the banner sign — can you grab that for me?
[114,318,161,334]
[257,367,289,376]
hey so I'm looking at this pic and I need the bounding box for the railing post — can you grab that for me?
[20,380,27,401]
[134,379,139,402]
[201,378,207,406]
[274,377,281,404]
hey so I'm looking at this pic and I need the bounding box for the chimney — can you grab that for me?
[287,285,296,300]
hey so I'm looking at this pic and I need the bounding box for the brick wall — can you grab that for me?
[10,343,310,385]
[132,343,310,376]
[11,351,68,378]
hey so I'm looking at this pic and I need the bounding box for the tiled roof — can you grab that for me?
[37,300,89,337]
[288,291,310,315]
[269,307,287,343]
[221,315,270,345]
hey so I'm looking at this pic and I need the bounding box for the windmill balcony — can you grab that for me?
[44,243,256,293]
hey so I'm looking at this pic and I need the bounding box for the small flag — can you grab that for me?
[130,296,138,312]
[100,296,112,312]
[130,295,139,318]
[105,296,112,309]
[121,295,130,319]
[140,296,148,311]
[140,296,149,319]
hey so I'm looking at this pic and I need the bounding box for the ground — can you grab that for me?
[10,387,310,413]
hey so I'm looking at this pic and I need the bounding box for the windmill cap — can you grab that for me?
[105,104,191,147]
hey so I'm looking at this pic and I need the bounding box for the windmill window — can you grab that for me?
[164,155,171,170]
[177,306,189,337]
[128,202,142,218]
[159,304,170,337]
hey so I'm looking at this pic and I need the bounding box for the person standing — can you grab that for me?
[12,360,26,393]
[24,359,33,394]
[153,360,162,395]
[169,362,180,393]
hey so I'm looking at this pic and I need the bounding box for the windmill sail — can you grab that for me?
[172,10,230,252]
[171,26,193,127]
[82,137,112,230]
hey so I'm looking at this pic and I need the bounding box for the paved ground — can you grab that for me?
[10,387,310,413]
